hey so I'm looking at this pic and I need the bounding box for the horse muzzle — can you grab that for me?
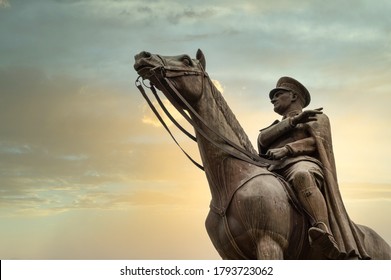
[134,51,165,80]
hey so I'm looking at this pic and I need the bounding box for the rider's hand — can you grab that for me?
[266,147,290,160]
[291,108,323,126]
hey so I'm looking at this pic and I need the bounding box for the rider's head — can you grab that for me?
[269,77,311,110]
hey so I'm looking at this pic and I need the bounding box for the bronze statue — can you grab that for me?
[133,50,391,259]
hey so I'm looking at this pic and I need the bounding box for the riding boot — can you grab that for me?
[298,185,341,259]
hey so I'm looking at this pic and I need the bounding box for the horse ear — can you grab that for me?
[196,49,206,70]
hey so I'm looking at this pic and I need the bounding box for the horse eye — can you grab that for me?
[183,57,191,66]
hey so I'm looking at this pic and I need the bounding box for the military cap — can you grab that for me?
[269,76,311,108]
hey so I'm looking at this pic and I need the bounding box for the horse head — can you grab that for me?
[134,49,207,107]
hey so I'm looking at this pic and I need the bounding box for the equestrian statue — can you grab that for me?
[133,49,391,259]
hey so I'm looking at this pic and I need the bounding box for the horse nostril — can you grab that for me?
[142,51,151,58]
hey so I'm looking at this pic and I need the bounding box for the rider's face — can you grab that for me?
[271,90,294,115]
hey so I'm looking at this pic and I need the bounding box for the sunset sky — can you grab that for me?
[0,0,390,259]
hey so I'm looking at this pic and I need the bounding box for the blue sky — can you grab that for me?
[0,0,390,259]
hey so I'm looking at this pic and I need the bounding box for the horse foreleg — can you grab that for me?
[256,234,284,260]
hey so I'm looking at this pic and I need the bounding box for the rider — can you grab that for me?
[257,77,369,259]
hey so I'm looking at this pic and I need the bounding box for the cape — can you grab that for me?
[306,114,370,259]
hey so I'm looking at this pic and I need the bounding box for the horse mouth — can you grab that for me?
[134,63,153,77]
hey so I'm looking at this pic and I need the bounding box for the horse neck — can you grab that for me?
[190,79,257,199]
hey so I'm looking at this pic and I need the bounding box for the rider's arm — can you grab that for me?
[285,136,316,156]
[258,118,294,153]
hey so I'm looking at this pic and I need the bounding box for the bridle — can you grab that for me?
[135,56,280,171]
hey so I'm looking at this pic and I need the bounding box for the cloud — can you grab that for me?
[0,67,183,214]
[0,69,133,160]
[167,7,217,25]
[0,66,208,217]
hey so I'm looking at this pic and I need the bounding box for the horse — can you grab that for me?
[133,49,391,259]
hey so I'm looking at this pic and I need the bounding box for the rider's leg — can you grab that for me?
[292,169,330,230]
[290,167,340,259]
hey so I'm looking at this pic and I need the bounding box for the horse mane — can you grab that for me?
[210,81,257,155]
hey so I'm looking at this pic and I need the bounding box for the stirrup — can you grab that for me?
[308,223,340,259]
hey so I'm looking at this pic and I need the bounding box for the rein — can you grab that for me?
[136,62,280,170]
[135,77,204,171]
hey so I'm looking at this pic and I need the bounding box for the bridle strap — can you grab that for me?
[135,78,204,171]
[152,66,280,167]
[150,85,196,142]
